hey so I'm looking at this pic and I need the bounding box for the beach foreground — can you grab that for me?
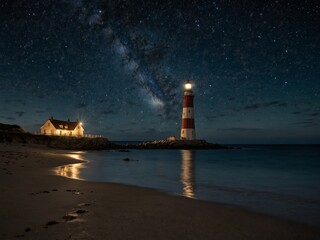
[0,144,319,240]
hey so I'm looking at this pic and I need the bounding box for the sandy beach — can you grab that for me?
[0,143,319,240]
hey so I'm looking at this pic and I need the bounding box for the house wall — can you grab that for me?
[54,129,75,137]
[40,120,56,136]
[72,124,84,137]
[74,123,84,137]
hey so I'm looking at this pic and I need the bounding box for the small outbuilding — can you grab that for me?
[167,136,177,141]
[40,116,84,137]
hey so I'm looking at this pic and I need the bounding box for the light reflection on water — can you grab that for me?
[52,146,320,226]
[56,150,197,197]
[55,151,86,180]
[181,150,195,198]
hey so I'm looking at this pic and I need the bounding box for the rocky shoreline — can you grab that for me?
[0,123,231,150]
[0,131,118,150]
[124,139,232,149]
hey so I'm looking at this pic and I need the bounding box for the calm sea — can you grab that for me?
[56,144,320,226]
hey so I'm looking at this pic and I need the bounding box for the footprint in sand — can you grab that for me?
[40,190,50,194]
[63,209,88,223]
[46,220,59,227]
[66,189,83,195]
[77,203,91,207]
[62,214,77,222]
[76,209,88,214]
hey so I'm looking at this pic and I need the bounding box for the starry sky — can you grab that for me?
[0,0,319,143]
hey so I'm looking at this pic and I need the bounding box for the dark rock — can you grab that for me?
[125,139,232,150]
[0,123,24,133]
[24,228,31,232]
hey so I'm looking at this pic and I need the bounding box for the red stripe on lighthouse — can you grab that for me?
[182,119,195,129]
[183,95,194,107]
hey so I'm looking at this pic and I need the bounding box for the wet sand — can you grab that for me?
[0,143,319,240]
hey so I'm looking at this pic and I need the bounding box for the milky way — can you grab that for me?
[63,0,172,112]
[0,0,319,143]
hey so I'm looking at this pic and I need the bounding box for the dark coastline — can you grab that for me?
[0,123,231,150]
[0,131,231,150]
[123,139,232,149]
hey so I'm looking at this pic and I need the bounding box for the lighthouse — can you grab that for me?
[181,80,196,140]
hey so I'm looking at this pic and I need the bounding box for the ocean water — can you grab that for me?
[56,145,320,226]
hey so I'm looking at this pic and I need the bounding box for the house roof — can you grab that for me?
[49,119,80,130]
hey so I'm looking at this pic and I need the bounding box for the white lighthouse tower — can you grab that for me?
[181,80,196,140]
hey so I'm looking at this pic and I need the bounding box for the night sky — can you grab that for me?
[1,0,319,143]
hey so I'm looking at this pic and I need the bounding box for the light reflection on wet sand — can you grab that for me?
[55,151,87,180]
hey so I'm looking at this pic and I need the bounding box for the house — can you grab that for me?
[40,116,84,137]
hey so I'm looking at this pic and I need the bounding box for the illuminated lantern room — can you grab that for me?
[184,80,193,91]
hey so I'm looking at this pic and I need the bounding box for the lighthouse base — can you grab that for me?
[180,128,196,140]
